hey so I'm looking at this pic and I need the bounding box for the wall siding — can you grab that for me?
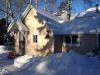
[69,34,97,54]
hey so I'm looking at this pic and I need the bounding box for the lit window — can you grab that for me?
[33,35,38,43]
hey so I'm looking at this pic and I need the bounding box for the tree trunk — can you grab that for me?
[30,0,32,5]
[67,0,71,20]
[5,1,8,29]
[36,0,38,7]
[44,0,47,11]
[8,0,14,21]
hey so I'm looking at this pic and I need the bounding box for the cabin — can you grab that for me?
[7,4,65,56]
[7,4,100,56]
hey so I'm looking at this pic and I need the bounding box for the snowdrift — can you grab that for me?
[13,50,100,75]
[0,46,8,59]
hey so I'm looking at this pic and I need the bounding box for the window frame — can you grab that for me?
[33,35,38,43]
[63,35,80,46]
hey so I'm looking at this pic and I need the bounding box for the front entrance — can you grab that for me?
[98,34,100,49]
[19,32,25,55]
[54,35,62,53]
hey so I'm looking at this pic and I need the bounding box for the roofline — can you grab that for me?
[21,4,32,20]
[7,21,14,33]
[7,5,32,33]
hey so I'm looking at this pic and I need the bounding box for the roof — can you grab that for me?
[7,19,29,32]
[61,7,100,35]
[8,4,100,35]
[27,5,64,34]
[62,15,100,35]
[8,4,64,33]
[32,5,100,35]
[21,4,65,34]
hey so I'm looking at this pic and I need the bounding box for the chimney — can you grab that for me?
[96,4,99,13]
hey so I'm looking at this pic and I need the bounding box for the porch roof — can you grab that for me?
[7,19,29,32]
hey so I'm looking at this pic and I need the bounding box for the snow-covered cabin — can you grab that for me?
[7,4,65,56]
[8,4,100,56]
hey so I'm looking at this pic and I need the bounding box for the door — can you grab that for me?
[19,32,25,55]
[98,34,100,49]
[54,35,62,53]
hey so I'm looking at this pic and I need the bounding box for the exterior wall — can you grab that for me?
[23,8,54,56]
[66,34,97,54]
[54,35,63,53]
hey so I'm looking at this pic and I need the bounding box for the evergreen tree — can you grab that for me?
[0,18,6,45]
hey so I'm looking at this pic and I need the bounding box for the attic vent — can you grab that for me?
[45,28,51,39]
[45,34,49,39]
[96,4,99,13]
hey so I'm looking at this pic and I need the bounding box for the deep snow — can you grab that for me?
[0,46,100,75]
[11,51,100,75]
[0,46,17,75]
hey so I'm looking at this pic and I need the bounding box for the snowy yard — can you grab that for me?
[0,46,100,75]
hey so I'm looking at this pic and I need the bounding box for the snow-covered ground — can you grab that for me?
[0,46,18,75]
[0,46,100,75]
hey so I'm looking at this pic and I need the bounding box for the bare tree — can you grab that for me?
[44,0,47,11]
[67,0,71,20]
[13,0,26,17]
[46,0,57,14]
[36,0,38,7]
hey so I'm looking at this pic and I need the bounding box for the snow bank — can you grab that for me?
[13,50,100,75]
[0,46,8,59]
[14,55,33,68]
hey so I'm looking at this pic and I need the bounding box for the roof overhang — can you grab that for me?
[7,19,29,33]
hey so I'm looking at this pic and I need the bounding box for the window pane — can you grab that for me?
[36,35,37,43]
[33,35,38,43]
[33,36,35,42]
[72,35,78,43]
[65,35,71,43]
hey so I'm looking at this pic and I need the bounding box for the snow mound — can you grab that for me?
[14,55,33,68]
[13,50,100,75]
[0,46,8,59]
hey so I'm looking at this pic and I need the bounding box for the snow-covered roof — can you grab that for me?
[56,7,100,35]
[21,4,65,35]
[36,6,100,35]
[7,19,29,32]
[8,5,100,35]
[62,14,100,34]
[8,4,64,33]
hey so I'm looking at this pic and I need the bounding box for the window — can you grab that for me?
[33,35,38,43]
[65,35,80,45]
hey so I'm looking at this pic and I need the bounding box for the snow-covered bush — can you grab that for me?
[86,48,100,59]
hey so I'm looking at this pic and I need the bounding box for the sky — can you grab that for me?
[71,0,100,13]
[71,0,85,13]
[0,0,100,18]
[56,0,100,14]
